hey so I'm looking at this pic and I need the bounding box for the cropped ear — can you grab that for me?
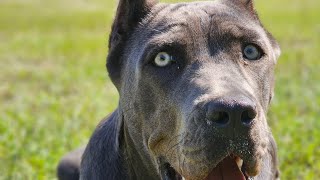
[107,0,158,89]
[222,0,258,19]
[112,0,158,39]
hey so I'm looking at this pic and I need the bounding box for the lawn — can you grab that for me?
[0,0,319,179]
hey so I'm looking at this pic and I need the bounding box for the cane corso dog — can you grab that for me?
[57,0,281,179]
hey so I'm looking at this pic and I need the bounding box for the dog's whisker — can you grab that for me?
[164,133,185,157]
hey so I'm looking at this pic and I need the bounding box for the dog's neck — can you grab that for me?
[101,110,129,179]
[118,108,161,180]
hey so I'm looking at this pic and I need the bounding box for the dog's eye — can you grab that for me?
[153,52,174,67]
[243,44,262,60]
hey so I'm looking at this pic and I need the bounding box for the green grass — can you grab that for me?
[0,0,319,179]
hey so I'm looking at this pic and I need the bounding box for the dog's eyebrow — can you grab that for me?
[207,22,267,56]
[146,22,190,34]
[207,11,262,38]
[215,22,265,42]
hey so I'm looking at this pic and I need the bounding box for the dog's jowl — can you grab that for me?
[57,0,281,179]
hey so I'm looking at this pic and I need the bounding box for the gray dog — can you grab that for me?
[57,0,281,179]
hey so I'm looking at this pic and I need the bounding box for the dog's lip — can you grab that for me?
[241,155,261,177]
[163,155,256,180]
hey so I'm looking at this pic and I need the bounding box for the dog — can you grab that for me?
[57,0,281,179]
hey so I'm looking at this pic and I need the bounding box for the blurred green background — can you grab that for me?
[0,0,319,179]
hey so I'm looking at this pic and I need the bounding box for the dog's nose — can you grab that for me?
[205,96,257,137]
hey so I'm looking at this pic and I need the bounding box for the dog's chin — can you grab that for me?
[162,154,260,180]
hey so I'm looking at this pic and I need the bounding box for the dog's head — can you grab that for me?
[107,0,280,179]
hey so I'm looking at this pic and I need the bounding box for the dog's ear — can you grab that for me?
[107,0,158,89]
[222,0,257,18]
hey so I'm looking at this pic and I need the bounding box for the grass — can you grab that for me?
[0,0,319,179]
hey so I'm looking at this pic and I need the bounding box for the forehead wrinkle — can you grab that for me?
[187,5,212,54]
[157,3,213,57]
[208,14,269,47]
[151,4,209,32]
[142,3,216,47]
[207,9,267,40]
[147,26,189,46]
[142,7,208,53]
[141,4,194,35]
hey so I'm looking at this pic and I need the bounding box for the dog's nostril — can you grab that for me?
[241,109,256,126]
[210,111,229,126]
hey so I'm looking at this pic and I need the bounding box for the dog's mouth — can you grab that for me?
[161,155,254,180]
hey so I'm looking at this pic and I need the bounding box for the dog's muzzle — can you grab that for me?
[159,95,261,180]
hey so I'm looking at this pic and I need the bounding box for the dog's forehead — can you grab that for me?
[144,1,258,33]
[154,1,224,19]
[136,0,270,53]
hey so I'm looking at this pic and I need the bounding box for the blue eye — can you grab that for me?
[154,52,174,67]
[243,44,262,60]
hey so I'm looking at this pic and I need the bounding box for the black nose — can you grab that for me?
[205,96,257,137]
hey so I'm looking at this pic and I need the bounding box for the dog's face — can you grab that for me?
[107,0,280,179]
